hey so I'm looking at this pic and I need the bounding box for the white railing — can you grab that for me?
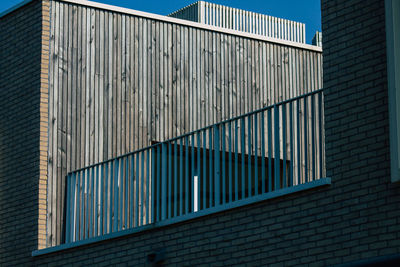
[168,1,306,43]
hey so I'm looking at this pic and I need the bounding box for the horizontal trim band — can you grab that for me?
[32,177,331,257]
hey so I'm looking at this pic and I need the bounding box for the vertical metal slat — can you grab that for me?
[228,121,232,203]
[185,136,189,214]
[247,115,252,197]
[241,118,245,199]
[268,109,272,192]
[214,125,220,206]
[113,159,119,232]
[282,105,287,188]
[274,105,280,190]
[221,124,226,204]
[261,112,265,194]
[161,143,167,221]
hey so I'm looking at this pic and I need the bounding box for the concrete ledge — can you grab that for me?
[32,177,331,257]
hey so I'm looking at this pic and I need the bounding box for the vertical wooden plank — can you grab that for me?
[137,17,143,150]
[157,21,163,142]
[201,29,206,128]
[133,17,138,152]
[147,18,154,147]
[71,5,77,174]
[88,8,95,165]
[167,23,173,140]
[48,0,58,246]
[129,17,134,153]
[58,2,69,245]
[92,9,99,166]
[196,29,201,131]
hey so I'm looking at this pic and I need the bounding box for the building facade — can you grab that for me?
[0,0,399,266]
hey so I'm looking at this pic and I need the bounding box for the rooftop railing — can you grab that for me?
[168,1,306,43]
[64,89,325,243]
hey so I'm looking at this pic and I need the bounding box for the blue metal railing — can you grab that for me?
[64,89,325,243]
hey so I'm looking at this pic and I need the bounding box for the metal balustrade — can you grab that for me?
[64,90,324,243]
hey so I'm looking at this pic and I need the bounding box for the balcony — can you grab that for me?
[64,90,328,243]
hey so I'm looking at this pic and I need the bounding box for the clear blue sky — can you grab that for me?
[0,0,321,44]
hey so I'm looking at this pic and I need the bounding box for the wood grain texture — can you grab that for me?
[47,0,322,246]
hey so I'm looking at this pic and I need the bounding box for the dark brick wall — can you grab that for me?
[321,0,400,261]
[33,0,400,266]
[3,0,400,266]
[0,1,43,265]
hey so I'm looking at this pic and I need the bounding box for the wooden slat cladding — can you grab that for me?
[47,0,322,246]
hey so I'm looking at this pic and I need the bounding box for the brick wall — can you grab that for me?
[2,0,400,266]
[33,0,400,265]
[0,0,49,265]
[321,0,400,261]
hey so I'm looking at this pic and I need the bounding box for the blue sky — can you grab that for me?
[0,0,321,44]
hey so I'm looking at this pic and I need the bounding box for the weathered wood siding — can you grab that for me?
[47,0,322,246]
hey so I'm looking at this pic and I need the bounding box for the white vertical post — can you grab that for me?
[193,175,199,212]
